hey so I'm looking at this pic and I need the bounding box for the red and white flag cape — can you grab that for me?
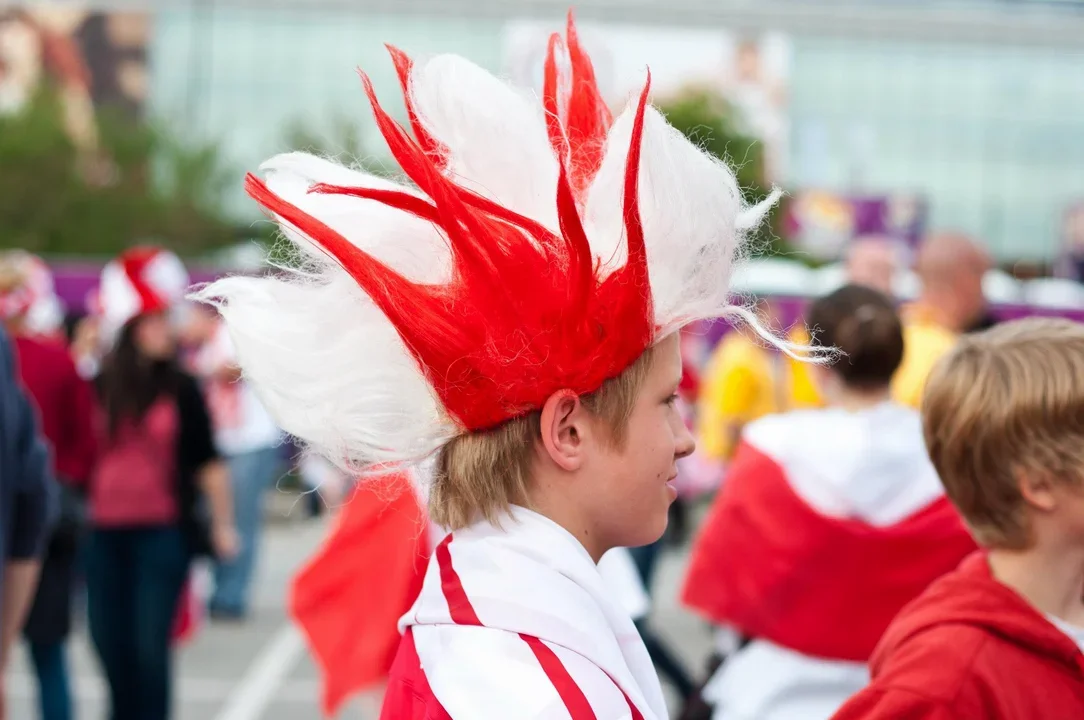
[682,404,976,718]
[382,506,668,720]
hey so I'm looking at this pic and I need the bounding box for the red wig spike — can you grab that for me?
[308,183,441,225]
[540,12,615,200]
[356,71,446,204]
[385,45,447,166]
[543,32,569,164]
[564,11,613,197]
[554,160,596,315]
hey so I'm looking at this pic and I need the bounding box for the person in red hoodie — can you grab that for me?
[833,317,1084,720]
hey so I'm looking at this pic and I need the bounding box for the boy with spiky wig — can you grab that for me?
[196,14,814,720]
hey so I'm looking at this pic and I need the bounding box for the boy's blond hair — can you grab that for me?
[430,345,658,530]
[922,318,1084,549]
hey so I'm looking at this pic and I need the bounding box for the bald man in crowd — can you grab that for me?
[891,231,994,407]
[914,232,992,332]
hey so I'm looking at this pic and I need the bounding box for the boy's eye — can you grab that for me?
[665,393,679,406]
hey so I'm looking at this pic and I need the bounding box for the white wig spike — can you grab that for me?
[409,55,561,228]
[192,269,456,473]
[193,154,459,473]
[260,152,451,283]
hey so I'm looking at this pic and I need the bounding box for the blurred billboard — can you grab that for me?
[783,190,928,262]
[0,6,149,153]
[501,19,791,182]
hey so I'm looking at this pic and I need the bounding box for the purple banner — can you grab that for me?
[783,191,927,262]
[699,295,1084,348]
[51,262,219,314]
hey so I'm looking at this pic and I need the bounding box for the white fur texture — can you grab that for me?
[193,52,797,473]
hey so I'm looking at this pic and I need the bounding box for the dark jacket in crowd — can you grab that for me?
[0,327,56,618]
[14,334,97,644]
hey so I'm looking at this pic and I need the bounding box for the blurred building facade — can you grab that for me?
[41,0,1084,261]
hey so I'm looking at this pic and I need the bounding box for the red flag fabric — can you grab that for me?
[290,473,430,716]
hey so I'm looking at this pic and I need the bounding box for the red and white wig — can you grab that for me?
[193,15,809,475]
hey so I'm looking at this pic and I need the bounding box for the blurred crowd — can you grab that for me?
[0,246,302,720]
[623,230,997,718]
[693,230,991,470]
[0,221,1080,720]
[3,4,1084,719]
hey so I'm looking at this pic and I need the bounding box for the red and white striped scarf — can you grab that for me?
[401,506,667,719]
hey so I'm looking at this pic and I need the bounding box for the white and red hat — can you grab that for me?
[193,14,820,474]
[98,246,189,336]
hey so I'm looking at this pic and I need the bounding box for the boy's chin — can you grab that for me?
[619,504,671,550]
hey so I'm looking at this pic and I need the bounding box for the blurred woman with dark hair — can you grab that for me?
[681,285,975,720]
[88,247,236,720]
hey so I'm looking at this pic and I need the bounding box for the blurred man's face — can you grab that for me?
[916,232,992,331]
[846,241,898,296]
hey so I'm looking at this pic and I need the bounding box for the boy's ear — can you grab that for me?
[540,390,587,472]
[1017,467,1057,513]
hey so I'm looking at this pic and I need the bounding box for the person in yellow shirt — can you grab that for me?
[892,232,992,408]
[697,322,782,462]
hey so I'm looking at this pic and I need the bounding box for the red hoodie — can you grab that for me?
[13,334,97,484]
[833,552,1084,720]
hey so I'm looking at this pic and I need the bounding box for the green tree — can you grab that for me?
[0,85,238,257]
[657,86,789,257]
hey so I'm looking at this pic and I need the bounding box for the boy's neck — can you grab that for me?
[545,509,609,564]
[524,493,609,564]
[988,544,1084,626]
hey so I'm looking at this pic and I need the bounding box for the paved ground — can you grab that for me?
[8,498,714,719]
